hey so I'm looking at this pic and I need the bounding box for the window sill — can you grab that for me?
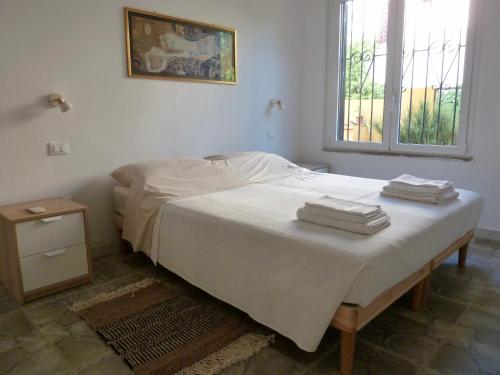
[322,146,473,161]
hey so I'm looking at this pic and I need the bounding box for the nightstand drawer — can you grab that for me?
[20,243,88,292]
[16,212,86,258]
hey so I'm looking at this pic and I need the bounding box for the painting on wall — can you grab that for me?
[124,7,237,84]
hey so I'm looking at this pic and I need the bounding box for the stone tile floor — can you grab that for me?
[0,238,499,375]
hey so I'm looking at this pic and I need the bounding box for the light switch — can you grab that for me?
[47,142,70,156]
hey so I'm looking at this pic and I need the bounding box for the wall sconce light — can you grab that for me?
[48,94,73,113]
[269,99,285,112]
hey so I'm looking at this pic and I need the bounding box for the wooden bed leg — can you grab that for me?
[119,238,131,254]
[410,279,425,311]
[116,230,132,254]
[422,275,432,305]
[340,330,356,375]
[458,243,469,268]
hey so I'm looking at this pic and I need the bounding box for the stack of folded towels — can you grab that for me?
[381,174,459,204]
[297,196,391,235]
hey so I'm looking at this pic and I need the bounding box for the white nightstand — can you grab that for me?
[295,161,330,173]
[0,198,93,304]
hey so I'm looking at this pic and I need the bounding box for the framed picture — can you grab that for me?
[124,7,237,84]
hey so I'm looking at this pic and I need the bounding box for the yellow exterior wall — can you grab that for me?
[342,88,434,142]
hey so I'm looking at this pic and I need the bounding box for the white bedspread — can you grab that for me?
[121,153,302,253]
[151,172,482,352]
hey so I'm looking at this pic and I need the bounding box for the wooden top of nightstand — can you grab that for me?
[0,198,87,223]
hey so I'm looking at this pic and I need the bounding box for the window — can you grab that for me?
[326,0,478,157]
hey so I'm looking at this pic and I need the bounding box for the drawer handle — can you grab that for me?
[43,248,67,257]
[40,216,64,223]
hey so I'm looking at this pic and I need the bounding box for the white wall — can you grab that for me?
[0,0,303,247]
[298,0,500,236]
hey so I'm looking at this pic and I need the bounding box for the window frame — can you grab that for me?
[324,0,481,159]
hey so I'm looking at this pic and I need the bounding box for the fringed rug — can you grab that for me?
[71,279,274,375]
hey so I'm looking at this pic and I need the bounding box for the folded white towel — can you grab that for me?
[302,206,387,224]
[391,174,453,190]
[381,189,459,205]
[382,174,459,204]
[297,208,391,235]
[383,184,456,198]
[304,196,382,217]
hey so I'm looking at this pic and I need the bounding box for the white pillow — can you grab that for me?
[111,157,206,187]
[112,152,300,187]
[205,151,270,161]
[111,163,138,187]
[206,151,301,182]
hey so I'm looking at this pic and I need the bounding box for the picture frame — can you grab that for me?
[124,7,237,84]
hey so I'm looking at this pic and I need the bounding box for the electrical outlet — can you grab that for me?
[47,142,70,156]
[266,130,277,140]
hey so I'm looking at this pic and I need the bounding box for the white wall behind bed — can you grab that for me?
[0,0,303,248]
[297,0,500,239]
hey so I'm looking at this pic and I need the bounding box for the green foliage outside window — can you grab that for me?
[372,89,462,145]
[344,42,385,100]
[398,89,461,146]
[345,41,462,145]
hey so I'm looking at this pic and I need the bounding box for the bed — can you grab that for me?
[111,153,482,375]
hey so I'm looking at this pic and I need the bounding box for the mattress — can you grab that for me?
[150,172,482,351]
[113,185,129,216]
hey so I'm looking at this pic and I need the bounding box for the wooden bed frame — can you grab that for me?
[332,230,473,375]
[114,213,472,375]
